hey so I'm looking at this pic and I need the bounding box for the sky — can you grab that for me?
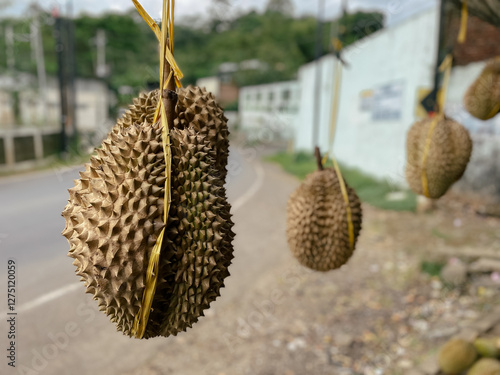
[1,0,437,26]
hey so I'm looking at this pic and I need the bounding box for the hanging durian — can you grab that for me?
[286,148,362,271]
[62,0,234,339]
[62,122,234,338]
[464,57,500,120]
[405,117,472,199]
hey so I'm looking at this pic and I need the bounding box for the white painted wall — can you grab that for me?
[239,81,300,141]
[0,75,112,134]
[197,76,220,98]
[294,7,440,184]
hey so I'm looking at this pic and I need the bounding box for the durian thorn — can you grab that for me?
[314,146,324,171]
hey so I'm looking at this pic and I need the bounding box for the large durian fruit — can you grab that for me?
[62,87,234,338]
[286,158,363,272]
[405,117,472,199]
[464,57,500,121]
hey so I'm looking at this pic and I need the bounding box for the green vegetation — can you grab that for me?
[267,151,417,212]
[420,261,444,277]
[0,6,384,107]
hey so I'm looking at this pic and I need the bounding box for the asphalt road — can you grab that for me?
[0,146,263,375]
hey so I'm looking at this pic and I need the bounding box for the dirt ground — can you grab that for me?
[124,156,500,375]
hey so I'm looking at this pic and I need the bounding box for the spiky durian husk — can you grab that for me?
[62,121,166,335]
[149,126,234,338]
[174,86,229,180]
[405,117,472,199]
[116,86,229,179]
[116,90,160,128]
[464,57,500,120]
[62,120,234,338]
[286,168,362,272]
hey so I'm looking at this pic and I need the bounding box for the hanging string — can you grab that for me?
[132,0,183,87]
[420,1,467,198]
[131,0,178,339]
[458,0,468,44]
[322,37,355,251]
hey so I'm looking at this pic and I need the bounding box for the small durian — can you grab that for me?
[62,88,234,338]
[474,338,500,358]
[438,338,478,374]
[464,57,500,120]
[467,358,500,375]
[405,117,472,199]
[286,149,362,271]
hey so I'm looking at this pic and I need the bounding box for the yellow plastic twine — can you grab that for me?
[323,43,355,251]
[458,0,468,44]
[420,115,440,198]
[332,157,355,250]
[132,0,183,88]
[131,0,181,339]
[420,55,452,197]
[487,101,500,119]
[419,0,468,197]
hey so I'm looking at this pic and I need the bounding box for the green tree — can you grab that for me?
[0,8,384,107]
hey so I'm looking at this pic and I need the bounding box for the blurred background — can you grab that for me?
[0,0,499,374]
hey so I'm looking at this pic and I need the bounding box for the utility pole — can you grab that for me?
[66,0,78,148]
[95,29,107,78]
[53,7,69,157]
[30,3,48,124]
[312,0,325,150]
[5,24,15,72]
[341,0,348,16]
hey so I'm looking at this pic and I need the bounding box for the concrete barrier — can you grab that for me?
[0,128,61,172]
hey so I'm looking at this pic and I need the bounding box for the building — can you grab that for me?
[0,73,114,170]
[239,80,300,141]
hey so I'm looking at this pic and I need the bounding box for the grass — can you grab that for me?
[420,261,444,277]
[266,151,417,212]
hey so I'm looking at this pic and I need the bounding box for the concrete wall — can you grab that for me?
[0,75,112,134]
[239,81,300,141]
[0,128,60,172]
[295,7,440,184]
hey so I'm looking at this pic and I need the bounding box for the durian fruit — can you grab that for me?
[405,117,472,199]
[116,90,160,127]
[464,57,500,120]
[438,338,478,374]
[286,164,362,272]
[117,85,229,179]
[175,86,229,180]
[474,338,500,358]
[62,92,234,338]
[467,358,500,375]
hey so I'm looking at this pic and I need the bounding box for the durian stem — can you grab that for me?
[315,146,324,171]
[162,38,177,131]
